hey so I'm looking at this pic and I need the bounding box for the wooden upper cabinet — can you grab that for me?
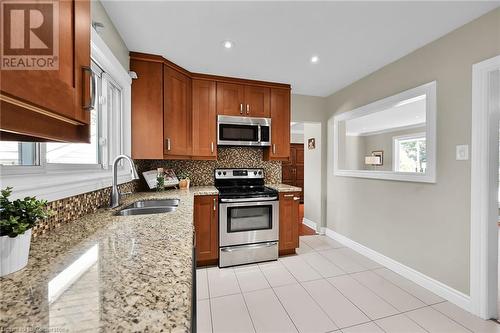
[216,83,270,118]
[244,86,270,117]
[264,88,291,160]
[0,0,91,142]
[279,192,300,255]
[192,80,217,160]
[216,82,245,116]
[164,66,192,158]
[130,59,164,159]
[194,195,219,266]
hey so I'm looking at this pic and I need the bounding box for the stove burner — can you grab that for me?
[214,168,278,199]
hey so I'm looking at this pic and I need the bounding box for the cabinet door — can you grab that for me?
[264,88,291,160]
[216,82,245,116]
[279,192,300,254]
[244,85,270,117]
[131,60,164,159]
[192,79,217,159]
[194,195,219,265]
[0,0,91,141]
[164,66,192,157]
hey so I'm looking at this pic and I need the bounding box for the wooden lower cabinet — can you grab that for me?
[279,192,300,255]
[194,195,219,266]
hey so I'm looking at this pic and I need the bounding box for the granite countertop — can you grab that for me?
[266,183,302,192]
[0,186,218,332]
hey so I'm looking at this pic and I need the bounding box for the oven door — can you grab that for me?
[219,199,279,247]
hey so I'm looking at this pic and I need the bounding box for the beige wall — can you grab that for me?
[304,123,322,225]
[91,0,129,70]
[326,8,500,294]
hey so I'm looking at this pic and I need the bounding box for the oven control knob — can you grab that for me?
[217,171,222,176]
[222,171,226,176]
[258,171,262,175]
[253,171,257,175]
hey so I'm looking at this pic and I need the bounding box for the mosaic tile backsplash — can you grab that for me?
[135,147,282,189]
[33,181,139,237]
[32,147,281,237]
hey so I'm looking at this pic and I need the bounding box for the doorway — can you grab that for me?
[285,122,322,236]
[282,143,304,201]
[470,55,500,320]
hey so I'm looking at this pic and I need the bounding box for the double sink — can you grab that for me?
[115,199,180,216]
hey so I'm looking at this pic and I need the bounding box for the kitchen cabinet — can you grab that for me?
[244,85,270,117]
[263,88,291,160]
[216,83,270,117]
[164,66,192,158]
[192,79,217,159]
[130,52,290,160]
[279,192,300,255]
[0,0,91,142]
[194,195,219,266]
[131,59,164,159]
[216,82,245,116]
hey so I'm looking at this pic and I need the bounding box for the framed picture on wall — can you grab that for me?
[308,138,316,150]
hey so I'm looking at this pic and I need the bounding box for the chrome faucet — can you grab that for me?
[110,154,139,208]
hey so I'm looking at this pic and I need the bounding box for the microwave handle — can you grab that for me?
[258,124,261,143]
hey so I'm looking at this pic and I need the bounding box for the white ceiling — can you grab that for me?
[346,97,426,136]
[102,1,499,97]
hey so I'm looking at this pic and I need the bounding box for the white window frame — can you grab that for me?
[392,132,427,173]
[0,29,132,201]
[333,81,437,183]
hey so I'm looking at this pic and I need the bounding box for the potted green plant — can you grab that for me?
[0,187,51,276]
[178,171,190,189]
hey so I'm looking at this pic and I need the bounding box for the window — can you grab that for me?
[393,134,427,173]
[0,142,39,166]
[0,60,123,170]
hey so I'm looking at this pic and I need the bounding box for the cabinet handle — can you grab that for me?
[211,142,214,154]
[213,198,217,211]
[240,103,243,114]
[273,144,276,155]
[284,194,293,198]
[166,138,171,151]
[293,197,300,201]
[82,66,96,111]
[246,104,250,115]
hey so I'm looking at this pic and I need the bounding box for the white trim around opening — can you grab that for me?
[470,54,500,319]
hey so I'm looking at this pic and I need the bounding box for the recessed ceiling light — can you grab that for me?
[223,40,233,49]
[310,55,319,64]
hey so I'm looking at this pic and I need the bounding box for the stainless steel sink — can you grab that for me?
[114,199,179,216]
[126,199,180,209]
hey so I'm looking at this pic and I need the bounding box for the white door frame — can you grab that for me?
[470,54,500,319]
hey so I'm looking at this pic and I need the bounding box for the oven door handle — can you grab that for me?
[220,196,278,203]
[220,242,278,252]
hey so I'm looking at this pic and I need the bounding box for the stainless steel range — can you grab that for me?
[215,168,279,267]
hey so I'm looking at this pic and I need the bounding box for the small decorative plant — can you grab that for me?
[177,170,190,180]
[0,187,51,238]
[156,168,165,192]
[177,170,191,189]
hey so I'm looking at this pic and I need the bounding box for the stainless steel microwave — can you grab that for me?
[217,115,271,147]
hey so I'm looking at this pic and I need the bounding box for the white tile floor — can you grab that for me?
[196,235,500,333]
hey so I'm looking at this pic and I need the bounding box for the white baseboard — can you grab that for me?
[324,228,472,312]
[302,218,317,231]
